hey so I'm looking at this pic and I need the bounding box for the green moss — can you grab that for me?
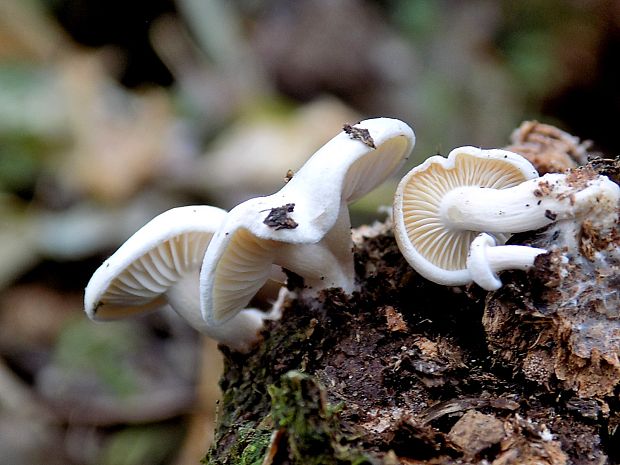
[203,424,272,465]
[232,426,272,465]
[238,432,272,465]
[205,370,372,465]
[268,371,372,465]
[205,291,374,464]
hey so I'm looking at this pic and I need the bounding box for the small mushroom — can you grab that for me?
[393,146,539,285]
[467,233,547,290]
[201,117,415,325]
[393,146,620,286]
[84,206,272,352]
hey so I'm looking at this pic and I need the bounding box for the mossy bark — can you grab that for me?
[204,128,619,465]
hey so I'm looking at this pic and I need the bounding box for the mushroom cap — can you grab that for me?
[392,146,539,286]
[84,206,227,320]
[293,117,415,205]
[214,117,415,245]
[201,117,415,325]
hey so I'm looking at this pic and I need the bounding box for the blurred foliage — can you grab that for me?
[0,63,63,195]
[0,135,45,194]
[0,0,618,464]
[101,423,185,465]
[391,0,440,39]
[53,319,143,396]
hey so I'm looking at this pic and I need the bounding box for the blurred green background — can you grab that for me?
[0,0,618,464]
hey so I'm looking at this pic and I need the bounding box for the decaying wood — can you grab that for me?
[505,120,590,174]
[204,126,620,465]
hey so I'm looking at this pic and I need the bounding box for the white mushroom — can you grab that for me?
[84,206,272,352]
[393,146,620,287]
[467,233,547,291]
[201,117,416,325]
[393,146,539,285]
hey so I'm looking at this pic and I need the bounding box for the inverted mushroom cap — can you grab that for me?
[392,146,539,286]
[210,117,415,246]
[201,117,415,325]
[85,206,228,320]
[84,205,273,352]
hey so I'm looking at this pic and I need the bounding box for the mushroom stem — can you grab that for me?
[275,205,355,292]
[467,233,547,291]
[274,206,355,294]
[166,270,265,352]
[483,244,545,271]
[440,173,620,234]
[275,243,355,292]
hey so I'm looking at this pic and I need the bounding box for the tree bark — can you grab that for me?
[204,124,620,465]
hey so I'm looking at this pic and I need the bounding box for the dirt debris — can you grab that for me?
[448,410,505,456]
[343,123,376,148]
[262,203,299,230]
[382,306,408,332]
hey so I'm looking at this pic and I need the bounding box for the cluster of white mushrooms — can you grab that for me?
[84,117,620,352]
[84,118,416,351]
